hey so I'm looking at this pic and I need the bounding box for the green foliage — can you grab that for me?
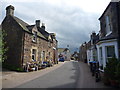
[104,58,119,80]
[115,61,120,83]
[3,63,24,72]
[0,29,8,63]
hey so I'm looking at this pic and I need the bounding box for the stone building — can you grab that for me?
[79,42,87,63]
[58,48,71,61]
[1,5,58,69]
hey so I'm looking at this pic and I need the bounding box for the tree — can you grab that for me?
[0,29,7,63]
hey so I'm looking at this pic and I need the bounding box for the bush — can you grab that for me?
[115,61,120,83]
[104,58,120,87]
[104,58,119,80]
[0,29,8,63]
[3,63,24,72]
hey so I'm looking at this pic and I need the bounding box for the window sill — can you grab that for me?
[32,40,37,43]
[99,69,104,73]
[105,31,112,36]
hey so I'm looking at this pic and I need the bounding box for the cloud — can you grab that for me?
[1,0,111,53]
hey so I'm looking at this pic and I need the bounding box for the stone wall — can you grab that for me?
[79,43,87,63]
[2,16,23,68]
[99,2,119,38]
[23,32,57,65]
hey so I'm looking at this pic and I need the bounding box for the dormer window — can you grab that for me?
[48,41,52,48]
[105,15,112,36]
[32,31,37,43]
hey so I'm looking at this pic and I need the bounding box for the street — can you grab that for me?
[16,61,79,88]
[15,61,110,88]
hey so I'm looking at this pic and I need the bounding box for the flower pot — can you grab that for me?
[103,76,110,86]
[103,79,110,86]
[110,80,119,87]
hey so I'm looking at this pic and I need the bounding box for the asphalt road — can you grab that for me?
[16,61,80,88]
[15,61,111,88]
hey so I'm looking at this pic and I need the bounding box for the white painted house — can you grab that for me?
[58,48,71,61]
[87,32,99,65]
[63,48,71,61]
[96,2,119,70]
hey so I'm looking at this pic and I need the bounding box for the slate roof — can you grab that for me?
[64,48,69,52]
[99,33,117,41]
[13,16,30,32]
[58,48,66,53]
[26,25,35,32]
[37,27,50,39]
[27,25,46,39]
[12,16,46,40]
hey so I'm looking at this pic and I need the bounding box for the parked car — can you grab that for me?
[71,57,75,60]
[59,57,64,62]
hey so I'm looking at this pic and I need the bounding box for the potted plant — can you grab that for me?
[115,61,120,87]
[103,58,118,86]
[103,67,111,85]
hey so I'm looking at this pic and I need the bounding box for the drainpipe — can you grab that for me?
[21,31,25,68]
[117,2,120,59]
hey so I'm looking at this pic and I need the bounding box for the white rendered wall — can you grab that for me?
[97,39,118,69]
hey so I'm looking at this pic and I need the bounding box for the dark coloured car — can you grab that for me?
[59,57,64,62]
[71,57,75,60]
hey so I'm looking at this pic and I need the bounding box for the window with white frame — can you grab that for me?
[41,51,45,63]
[105,15,112,35]
[49,52,50,57]
[32,31,37,42]
[93,50,97,61]
[32,49,37,61]
[48,41,51,47]
[105,46,115,62]
[99,47,103,69]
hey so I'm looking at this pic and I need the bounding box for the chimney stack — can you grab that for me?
[36,20,40,27]
[91,31,96,39]
[41,23,45,30]
[91,31,96,45]
[6,5,15,16]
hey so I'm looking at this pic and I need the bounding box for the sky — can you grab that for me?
[0,0,112,53]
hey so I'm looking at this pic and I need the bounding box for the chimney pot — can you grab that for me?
[36,20,40,27]
[41,23,45,30]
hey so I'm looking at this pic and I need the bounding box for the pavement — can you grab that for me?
[77,61,111,88]
[1,61,66,88]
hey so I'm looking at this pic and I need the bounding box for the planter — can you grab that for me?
[110,79,119,88]
[103,74,110,86]
[103,78,110,86]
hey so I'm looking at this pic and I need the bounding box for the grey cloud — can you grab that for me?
[1,1,100,53]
